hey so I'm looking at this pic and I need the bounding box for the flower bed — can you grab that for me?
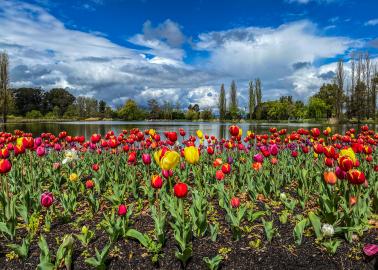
[0,126,377,269]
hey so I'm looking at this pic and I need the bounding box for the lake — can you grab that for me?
[0,121,369,138]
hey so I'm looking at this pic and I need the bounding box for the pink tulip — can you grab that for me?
[40,192,54,208]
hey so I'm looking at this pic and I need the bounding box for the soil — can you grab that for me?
[0,194,376,270]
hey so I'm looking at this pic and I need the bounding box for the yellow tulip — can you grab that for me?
[326,127,332,134]
[238,128,243,137]
[314,153,318,158]
[69,173,78,182]
[196,130,203,139]
[149,129,156,136]
[247,130,252,137]
[184,146,200,164]
[16,137,24,146]
[160,151,180,170]
[339,147,356,163]
[153,149,163,165]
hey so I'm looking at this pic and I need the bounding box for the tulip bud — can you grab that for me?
[85,179,94,189]
[40,192,54,208]
[118,204,127,216]
[231,197,240,208]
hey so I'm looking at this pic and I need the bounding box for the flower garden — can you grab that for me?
[0,125,377,269]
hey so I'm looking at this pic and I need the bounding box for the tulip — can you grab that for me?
[347,169,366,185]
[213,158,223,167]
[196,130,203,139]
[291,151,298,158]
[215,170,224,181]
[349,196,357,206]
[231,197,240,208]
[53,162,61,170]
[151,175,163,189]
[184,146,200,164]
[335,166,346,179]
[162,169,173,179]
[227,156,234,165]
[40,192,54,208]
[0,159,11,174]
[221,163,231,174]
[92,163,100,171]
[118,204,127,216]
[323,171,337,185]
[154,149,180,170]
[338,156,354,172]
[36,146,46,157]
[321,224,334,237]
[253,153,264,163]
[174,182,188,198]
[86,179,94,189]
[69,173,78,182]
[229,125,239,137]
[252,162,263,171]
[142,153,151,165]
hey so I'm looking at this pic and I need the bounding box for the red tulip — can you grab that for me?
[338,156,353,172]
[174,182,188,198]
[92,164,100,171]
[229,125,239,137]
[0,159,11,174]
[118,204,127,216]
[151,175,163,189]
[347,169,366,185]
[215,170,224,180]
[221,163,231,174]
[231,197,240,208]
[85,179,94,189]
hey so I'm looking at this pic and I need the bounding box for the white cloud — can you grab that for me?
[365,18,378,26]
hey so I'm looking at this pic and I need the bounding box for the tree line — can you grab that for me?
[218,52,378,122]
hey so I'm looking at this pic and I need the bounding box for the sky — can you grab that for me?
[0,0,377,110]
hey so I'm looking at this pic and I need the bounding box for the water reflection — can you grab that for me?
[0,121,372,139]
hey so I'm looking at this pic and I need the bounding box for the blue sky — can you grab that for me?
[0,0,377,109]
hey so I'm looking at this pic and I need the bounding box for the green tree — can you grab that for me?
[118,99,145,120]
[229,80,238,119]
[44,88,75,116]
[12,88,44,116]
[255,78,262,120]
[314,83,338,118]
[308,97,328,119]
[248,81,255,120]
[25,110,43,119]
[218,84,226,120]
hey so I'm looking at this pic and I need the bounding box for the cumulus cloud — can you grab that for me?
[0,0,367,110]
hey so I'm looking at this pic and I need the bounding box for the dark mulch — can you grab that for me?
[0,197,377,270]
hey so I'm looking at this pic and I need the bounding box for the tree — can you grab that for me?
[335,59,345,120]
[313,83,337,118]
[0,51,10,124]
[44,88,75,117]
[118,99,145,120]
[147,99,160,119]
[255,78,262,120]
[218,84,226,120]
[99,100,106,118]
[12,88,44,116]
[25,110,43,119]
[200,108,213,120]
[229,80,238,119]
[248,81,255,120]
[308,97,328,119]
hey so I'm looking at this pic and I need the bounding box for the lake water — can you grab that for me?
[0,121,369,138]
